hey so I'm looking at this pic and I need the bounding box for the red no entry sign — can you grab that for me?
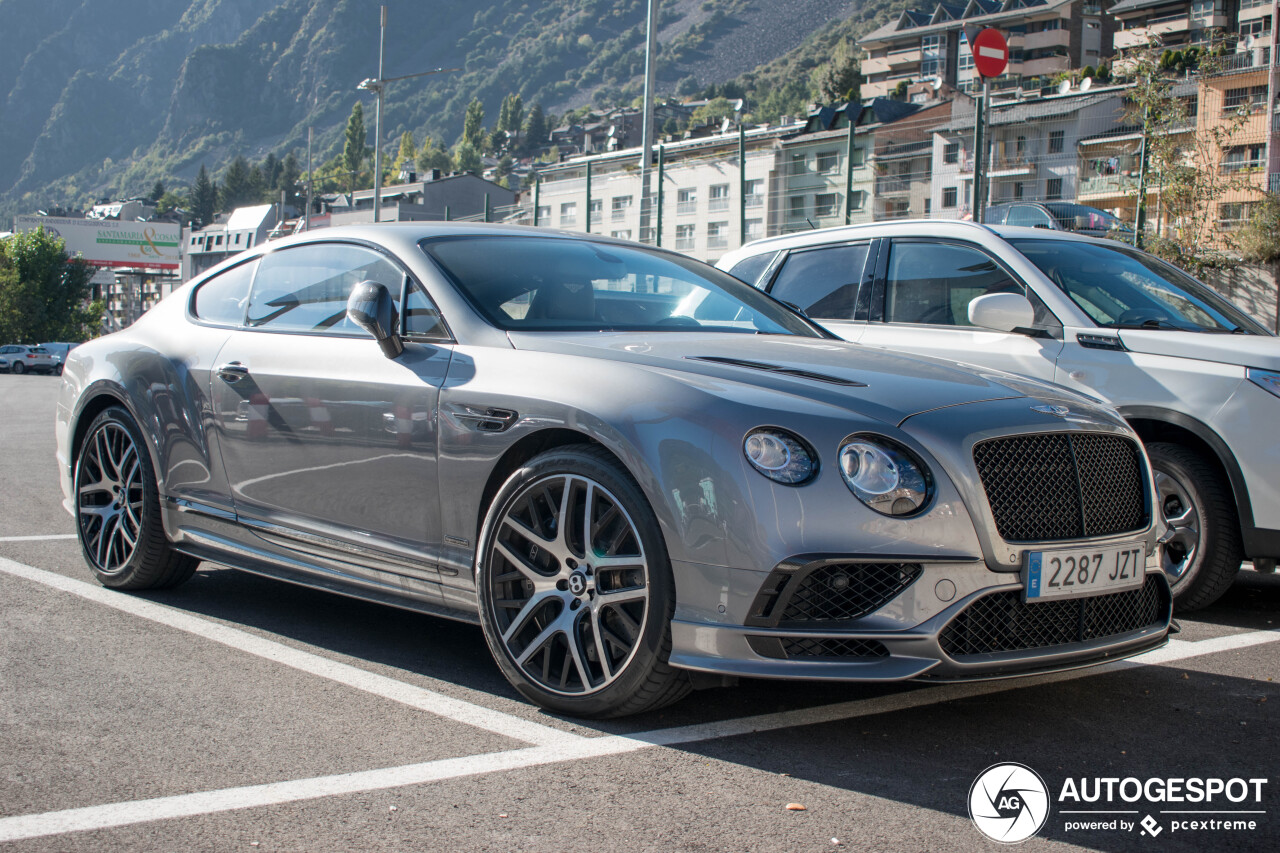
[971,28,1008,79]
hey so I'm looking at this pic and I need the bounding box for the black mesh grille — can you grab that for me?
[939,575,1169,657]
[749,563,923,626]
[781,637,890,659]
[974,433,1147,542]
[780,563,923,622]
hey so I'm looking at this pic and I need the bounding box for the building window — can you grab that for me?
[851,147,865,167]
[675,224,696,250]
[924,198,931,215]
[789,152,808,175]
[849,190,865,210]
[944,142,960,164]
[942,186,958,208]
[788,195,806,219]
[611,229,632,240]
[1223,85,1267,114]
[709,184,730,212]
[1046,177,1064,200]
[560,202,577,226]
[707,221,729,249]
[589,199,603,225]
[1048,130,1065,154]
[677,188,697,215]
[611,196,632,221]
[215,235,223,245]
[639,227,655,244]
[744,179,763,208]
[1014,182,1025,200]
[814,193,839,217]
[745,218,764,240]
[816,150,839,174]
[1221,144,1265,173]
[1218,201,1255,228]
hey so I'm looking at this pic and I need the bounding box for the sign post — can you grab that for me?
[970,28,1008,226]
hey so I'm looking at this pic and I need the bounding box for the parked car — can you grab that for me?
[57,223,1171,717]
[1,344,59,374]
[719,220,1279,611]
[40,342,79,375]
[985,202,1133,238]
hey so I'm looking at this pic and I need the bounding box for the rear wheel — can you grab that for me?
[1148,442,1242,612]
[75,406,198,590]
[477,446,690,718]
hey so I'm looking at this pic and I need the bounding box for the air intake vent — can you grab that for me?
[686,356,867,387]
[749,561,923,626]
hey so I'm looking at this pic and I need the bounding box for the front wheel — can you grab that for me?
[476,446,690,718]
[11,360,24,375]
[75,406,198,590]
[1148,442,1242,612]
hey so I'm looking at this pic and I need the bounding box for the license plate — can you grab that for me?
[1024,542,1146,602]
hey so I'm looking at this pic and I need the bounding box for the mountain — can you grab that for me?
[0,0,900,222]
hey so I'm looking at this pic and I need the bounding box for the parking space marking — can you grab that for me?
[1,556,1275,846]
[0,557,582,749]
[0,534,76,542]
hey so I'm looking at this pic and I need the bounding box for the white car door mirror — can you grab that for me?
[968,292,1035,333]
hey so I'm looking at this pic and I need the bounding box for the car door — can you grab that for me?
[763,240,875,342]
[857,237,1064,381]
[210,241,453,578]
[1004,204,1056,229]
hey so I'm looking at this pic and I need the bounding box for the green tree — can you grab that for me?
[149,180,166,203]
[453,140,482,174]
[219,156,255,211]
[817,44,861,103]
[463,98,485,149]
[392,131,418,174]
[523,103,548,150]
[189,165,218,227]
[261,152,282,190]
[343,102,368,198]
[280,152,302,209]
[417,140,453,174]
[0,227,99,343]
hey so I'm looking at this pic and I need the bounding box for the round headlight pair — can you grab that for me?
[742,428,817,485]
[838,436,932,516]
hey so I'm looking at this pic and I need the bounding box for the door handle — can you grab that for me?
[217,362,249,383]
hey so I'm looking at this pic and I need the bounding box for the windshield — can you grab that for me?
[421,235,824,336]
[1011,238,1266,334]
[1041,203,1132,233]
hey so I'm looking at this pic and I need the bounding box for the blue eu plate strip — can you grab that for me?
[1026,552,1042,598]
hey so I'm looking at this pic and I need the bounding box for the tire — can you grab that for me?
[11,360,24,375]
[1148,442,1242,612]
[476,445,691,718]
[75,406,198,590]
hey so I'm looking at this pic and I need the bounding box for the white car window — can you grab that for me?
[884,242,1020,327]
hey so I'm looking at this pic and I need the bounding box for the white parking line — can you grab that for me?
[0,534,77,542]
[1,626,1275,843]
[2,550,1276,843]
[0,557,581,749]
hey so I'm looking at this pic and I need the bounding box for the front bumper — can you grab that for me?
[669,560,1171,682]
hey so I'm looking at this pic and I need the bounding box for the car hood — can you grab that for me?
[1116,329,1280,371]
[507,331,1090,424]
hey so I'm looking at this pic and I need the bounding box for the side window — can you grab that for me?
[191,259,258,326]
[404,282,448,339]
[884,241,1020,327]
[246,244,404,334]
[1005,205,1053,228]
[768,243,870,321]
[726,252,776,287]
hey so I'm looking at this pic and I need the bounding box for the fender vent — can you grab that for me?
[686,356,867,387]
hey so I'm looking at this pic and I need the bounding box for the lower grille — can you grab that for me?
[749,562,923,626]
[939,575,1169,658]
[974,432,1148,542]
[748,635,890,660]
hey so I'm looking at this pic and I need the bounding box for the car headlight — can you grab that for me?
[1247,368,1280,399]
[743,428,818,485]
[838,435,932,516]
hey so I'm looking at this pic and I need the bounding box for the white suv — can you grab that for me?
[718,221,1280,611]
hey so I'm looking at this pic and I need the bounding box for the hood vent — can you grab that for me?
[686,356,867,387]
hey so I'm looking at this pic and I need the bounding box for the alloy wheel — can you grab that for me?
[77,421,144,574]
[1155,467,1200,587]
[486,474,650,696]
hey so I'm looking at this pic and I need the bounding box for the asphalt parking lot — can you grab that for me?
[1,372,1276,852]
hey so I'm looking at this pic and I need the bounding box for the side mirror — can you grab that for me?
[968,292,1035,333]
[347,280,404,359]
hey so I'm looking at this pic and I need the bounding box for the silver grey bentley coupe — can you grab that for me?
[56,224,1172,717]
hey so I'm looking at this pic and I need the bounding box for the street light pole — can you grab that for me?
[638,0,657,244]
[373,5,386,223]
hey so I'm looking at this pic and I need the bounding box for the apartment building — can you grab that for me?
[1111,0,1273,63]
[860,0,1113,99]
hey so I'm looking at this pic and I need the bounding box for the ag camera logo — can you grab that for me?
[969,763,1051,843]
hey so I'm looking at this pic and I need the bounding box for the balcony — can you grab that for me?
[676,200,697,215]
[875,176,912,195]
[708,197,730,213]
[1078,174,1142,199]
[1025,28,1071,50]
[745,193,764,208]
[863,56,891,76]
[887,47,922,70]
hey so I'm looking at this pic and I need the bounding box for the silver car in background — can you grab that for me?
[55,224,1171,717]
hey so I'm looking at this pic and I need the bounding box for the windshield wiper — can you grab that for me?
[1110,319,1187,331]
